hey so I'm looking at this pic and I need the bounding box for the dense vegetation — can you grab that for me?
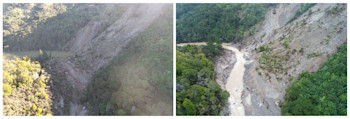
[287,3,316,23]
[176,3,274,43]
[282,44,347,115]
[3,57,53,116]
[3,3,102,51]
[86,7,173,115]
[176,45,229,115]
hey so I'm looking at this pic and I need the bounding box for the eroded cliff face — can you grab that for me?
[214,50,237,90]
[239,3,346,115]
[214,49,236,115]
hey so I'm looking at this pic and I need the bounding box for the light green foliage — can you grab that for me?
[3,57,53,116]
[31,104,37,111]
[282,44,347,115]
[37,108,42,113]
[117,109,126,115]
[176,45,229,115]
[177,3,274,43]
[3,83,12,96]
[283,41,289,48]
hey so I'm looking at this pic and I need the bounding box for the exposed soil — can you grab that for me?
[240,3,347,115]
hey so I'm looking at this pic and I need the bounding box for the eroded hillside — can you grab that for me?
[239,3,347,115]
[46,4,172,115]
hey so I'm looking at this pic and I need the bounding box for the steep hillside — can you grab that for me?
[239,3,347,115]
[86,5,173,115]
[3,3,173,116]
[45,4,172,115]
[3,3,99,51]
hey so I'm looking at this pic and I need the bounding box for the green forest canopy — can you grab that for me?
[176,45,229,115]
[176,3,275,43]
[282,44,347,115]
[3,3,100,51]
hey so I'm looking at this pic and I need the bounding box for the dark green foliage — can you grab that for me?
[183,98,196,115]
[205,34,223,58]
[176,3,274,43]
[176,45,229,115]
[282,44,347,115]
[36,49,52,65]
[327,5,343,15]
[258,45,269,52]
[307,52,322,59]
[288,3,316,23]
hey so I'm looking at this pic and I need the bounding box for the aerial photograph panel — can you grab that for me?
[176,3,346,116]
[3,3,173,116]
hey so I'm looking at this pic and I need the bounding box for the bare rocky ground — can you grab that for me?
[45,4,169,115]
[214,49,236,115]
[238,3,347,115]
[214,50,237,90]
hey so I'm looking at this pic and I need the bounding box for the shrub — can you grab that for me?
[258,45,269,52]
[308,9,312,15]
[117,109,126,115]
[299,47,304,53]
[283,41,289,48]
[32,104,37,111]
[37,108,42,113]
[183,98,196,115]
[3,83,12,96]
[307,52,322,59]
[3,57,52,116]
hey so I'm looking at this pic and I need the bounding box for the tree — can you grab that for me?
[183,98,196,115]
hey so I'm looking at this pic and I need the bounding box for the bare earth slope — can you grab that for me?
[240,3,347,115]
[47,4,169,115]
